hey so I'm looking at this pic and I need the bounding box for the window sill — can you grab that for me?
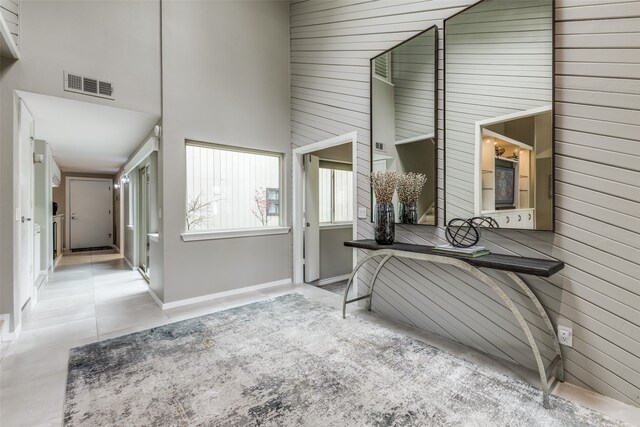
[181,226,291,242]
[148,233,160,243]
[320,223,353,230]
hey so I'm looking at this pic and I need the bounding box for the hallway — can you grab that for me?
[0,250,340,426]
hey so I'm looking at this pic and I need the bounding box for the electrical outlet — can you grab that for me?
[558,326,573,347]
[357,207,367,219]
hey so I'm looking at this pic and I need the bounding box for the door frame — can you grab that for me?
[17,98,36,310]
[292,131,358,285]
[65,176,114,251]
[137,161,151,279]
[303,153,320,283]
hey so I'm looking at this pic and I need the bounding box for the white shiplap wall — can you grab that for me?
[392,28,436,141]
[444,0,552,221]
[0,0,19,47]
[290,0,640,406]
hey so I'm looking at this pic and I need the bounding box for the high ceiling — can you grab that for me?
[19,91,159,174]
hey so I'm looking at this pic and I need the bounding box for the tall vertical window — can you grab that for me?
[319,167,353,224]
[185,142,282,232]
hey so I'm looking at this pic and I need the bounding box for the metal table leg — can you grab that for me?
[341,249,559,408]
[505,271,565,382]
[342,250,392,319]
[367,254,393,311]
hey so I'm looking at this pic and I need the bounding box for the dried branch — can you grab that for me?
[397,172,427,203]
[186,193,212,230]
[370,171,400,204]
[252,188,270,227]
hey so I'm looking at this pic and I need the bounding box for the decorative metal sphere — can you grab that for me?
[470,216,499,229]
[445,216,499,248]
[445,218,480,248]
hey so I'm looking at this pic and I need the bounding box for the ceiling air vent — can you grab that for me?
[83,77,98,94]
[64,71,114,100]
[67,73,82,91]
[99,81,114,97]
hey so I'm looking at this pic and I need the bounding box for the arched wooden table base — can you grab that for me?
[342,249,564,409]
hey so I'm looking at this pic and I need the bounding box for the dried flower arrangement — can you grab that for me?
[397,172,427,204]
[369,170,400,203]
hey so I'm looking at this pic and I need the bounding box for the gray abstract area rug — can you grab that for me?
[65,294,628,426]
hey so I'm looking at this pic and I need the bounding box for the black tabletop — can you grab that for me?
[345,240,564,277]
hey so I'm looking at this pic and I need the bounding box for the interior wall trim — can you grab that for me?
[0,314,22,342]
[292,131,359,285]
[318,274,351,287]
[123,136,159,176]
[149,278,293,310]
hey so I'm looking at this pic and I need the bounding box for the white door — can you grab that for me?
[18,100,35,308]
[69,179,113,249]
[304,154,320,283]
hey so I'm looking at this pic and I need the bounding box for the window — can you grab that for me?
[185,142,282,232]
[266,188,280,217]
[319,167,353,224]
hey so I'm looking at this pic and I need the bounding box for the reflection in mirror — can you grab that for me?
[371,26,438,225]
[444,0,553,230]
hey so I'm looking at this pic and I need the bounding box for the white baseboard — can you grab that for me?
[123,256,136,270]
[33,273,49,307]
[153,278,293,310]
[0,314,22,342]
[35,272,48,290]
[318,274,350,287]
[147,288,164,308]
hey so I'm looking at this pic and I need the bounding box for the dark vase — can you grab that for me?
[375,201,395,245]
[399,201,418,224]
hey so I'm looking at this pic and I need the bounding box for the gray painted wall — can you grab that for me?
[0,0,161,330]
[160,1,291,303]
[290,0,640,406]
[320,226,353,280]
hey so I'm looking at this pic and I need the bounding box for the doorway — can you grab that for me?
[67,177,113,250]
[292,132,358,288]
[18,100,36,309]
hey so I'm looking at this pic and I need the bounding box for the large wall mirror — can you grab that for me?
[371,26,438,226]
[444,0,554,230]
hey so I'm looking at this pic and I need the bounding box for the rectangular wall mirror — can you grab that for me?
[371,26,438,226]
[444,0,554,230]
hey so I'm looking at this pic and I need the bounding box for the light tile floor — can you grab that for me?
[314,279,349,295]
[1,250,638,426]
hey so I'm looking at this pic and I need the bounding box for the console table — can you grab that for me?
[343,239,565,409]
